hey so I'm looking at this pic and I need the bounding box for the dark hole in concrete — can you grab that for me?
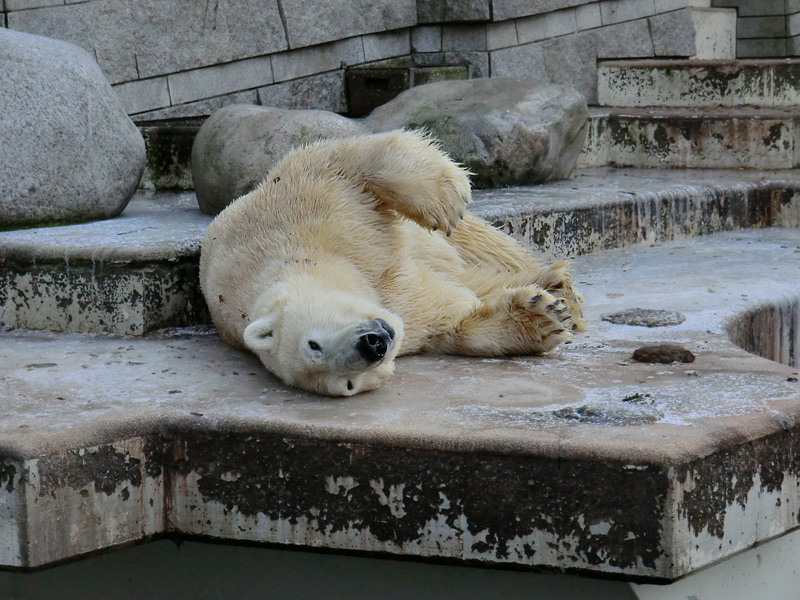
[726,297,799,367]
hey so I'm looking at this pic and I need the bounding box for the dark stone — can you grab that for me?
[346,68,412,118]
[38,445,142,497]
[632,343,696,364]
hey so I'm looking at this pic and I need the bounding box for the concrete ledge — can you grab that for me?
[579,108,800,169]
[3,169,800,334]
[0,191,211,335]
[598,59,800,108]
[1,170,800,579]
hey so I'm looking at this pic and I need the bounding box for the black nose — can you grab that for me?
[357,326,392,363]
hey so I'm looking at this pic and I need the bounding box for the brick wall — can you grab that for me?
[1,0,701,118]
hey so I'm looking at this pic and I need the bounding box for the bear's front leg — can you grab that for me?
[331,130,472,235]
[430,285,574,356]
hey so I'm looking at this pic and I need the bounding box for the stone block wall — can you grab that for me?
[712,0,800,57]
[2,0,701,117]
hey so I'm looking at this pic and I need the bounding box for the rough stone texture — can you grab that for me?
[603,309,686,327]
[365,78,588,188]
[595,19,654,59]
[691,7,737,60]
[411,25,442,52]
[258,71,348,113]
[649,8,697,57]
[417,0,491,23]
[131,90,259,122]
[6,0,138,84]
[0,29,145,227]
[280,0,416,49]
[167,55,274,106]
[492,0,593,21]
[542,32,599,104]
[191,105,363,214]
[115,76,171,116]
[128,0,287,79]
[604,109,800,170]
[271,38,365,82]
[0,191,211,334]
[490,43,548,80]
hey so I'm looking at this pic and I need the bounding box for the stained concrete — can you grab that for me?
[2,168,800,336]
[1,202,799,578]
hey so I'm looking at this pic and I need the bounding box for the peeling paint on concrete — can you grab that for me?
[15,439,166,568]
[169,432,669,576]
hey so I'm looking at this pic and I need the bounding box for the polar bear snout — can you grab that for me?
[356,318,395,363]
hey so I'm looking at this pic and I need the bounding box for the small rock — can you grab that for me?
[603,309,686,327]
[632,343,695,364]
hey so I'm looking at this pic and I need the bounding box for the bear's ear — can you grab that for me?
[243,316,277,353]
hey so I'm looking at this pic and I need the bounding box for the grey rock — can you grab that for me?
[7,0,138,84]
[595,19,654,60]
[191,105,363,215]
[365,78,588,188]
[0,29,145,227]
[542,32,598,105]
[603,308,686,327]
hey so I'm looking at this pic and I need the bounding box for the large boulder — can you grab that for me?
[365,78,588,188]
[192,78,588,214]
[0,29,145,227]
[192,105,363,215]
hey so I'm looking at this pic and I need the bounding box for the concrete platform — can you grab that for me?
[1,174,799,580]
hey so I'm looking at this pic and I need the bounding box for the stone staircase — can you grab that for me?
[578,58,800,169]
[5,25,800,591]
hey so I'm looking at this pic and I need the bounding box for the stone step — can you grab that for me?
[598,59,800,109]
[577,107,800,169]
[2,223,800,576]
[2,169,800,336]
[0,190,211,336]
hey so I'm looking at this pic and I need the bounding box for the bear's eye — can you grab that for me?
[308,340,321,351]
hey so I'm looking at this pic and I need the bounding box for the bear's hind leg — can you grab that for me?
[449,216,585,332]
[428,285,573,356]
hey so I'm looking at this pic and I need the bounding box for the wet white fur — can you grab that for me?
[200,130,583,396]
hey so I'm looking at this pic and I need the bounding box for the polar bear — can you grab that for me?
[200,130,584,396]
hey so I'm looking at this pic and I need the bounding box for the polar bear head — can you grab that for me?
[243,292,404,396]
